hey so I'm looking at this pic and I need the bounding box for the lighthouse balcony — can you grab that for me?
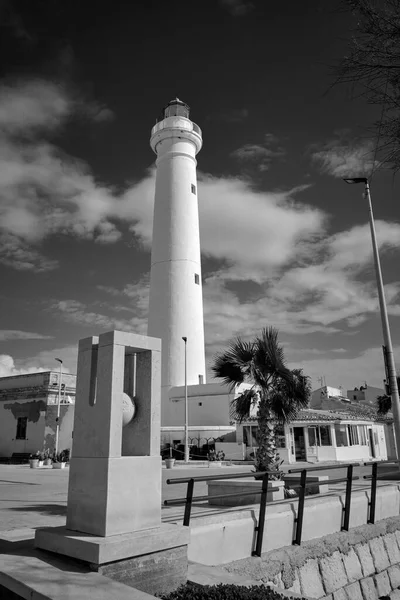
[151,116,202,138]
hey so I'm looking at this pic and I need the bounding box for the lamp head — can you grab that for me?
[182,337,187,343]
[55,357,63,364]
[343,177,368,184]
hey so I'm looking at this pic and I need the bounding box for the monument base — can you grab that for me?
[35,523,189,596]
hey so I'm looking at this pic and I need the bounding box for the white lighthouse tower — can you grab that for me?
[148,99,206,415]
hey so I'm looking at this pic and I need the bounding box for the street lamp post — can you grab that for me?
[182,337,189,463]
[55,358,63,456]
[344,177,400,459]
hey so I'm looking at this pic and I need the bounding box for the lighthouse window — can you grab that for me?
[191,184,196,194]
[194,273,200,285]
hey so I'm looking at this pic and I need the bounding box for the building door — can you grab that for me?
[293,427,306,462]
[368,428,376,458]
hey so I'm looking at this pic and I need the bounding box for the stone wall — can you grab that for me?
[219,515,400,600]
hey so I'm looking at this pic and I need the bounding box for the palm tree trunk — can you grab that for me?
[255,395,282,478]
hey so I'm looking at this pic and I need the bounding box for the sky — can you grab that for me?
[0,0,399,394]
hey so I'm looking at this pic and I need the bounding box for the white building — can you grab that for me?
[236,408,389,464]
[0,371,76,458]
[147,99,242,449]
[148,98,206,409]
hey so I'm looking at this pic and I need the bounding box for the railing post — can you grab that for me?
[253,472,269,557]
[183,478,195,527]
[369,462,378,524]
[293,469,307,545]
[342,464,353,531]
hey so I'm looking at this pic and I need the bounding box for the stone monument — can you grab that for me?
[35,330,189,595]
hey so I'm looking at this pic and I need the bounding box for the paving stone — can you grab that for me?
[344,581,363,600]
[320,551,348,593]
[369,537,391,573]
[298,559,325,599]
[360,576,379,600]
[384,534,400,565]
[332,589,347,600]
[343,548,363,582]
[394,530,400,551]
[321,596,333,600]
[389,589,400,600]
[374,571,391,598]
[388,565,400,590]
[355,543,376,577]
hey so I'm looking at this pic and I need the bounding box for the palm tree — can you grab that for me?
[212,326,311,478]
[377,377,400,415]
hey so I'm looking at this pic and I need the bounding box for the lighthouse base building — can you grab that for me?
[160,382,252,461]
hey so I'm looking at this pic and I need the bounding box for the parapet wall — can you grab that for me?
[188,484,400,566]
[218,515,400,600]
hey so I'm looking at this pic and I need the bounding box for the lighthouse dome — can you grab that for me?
[163,98,190,119]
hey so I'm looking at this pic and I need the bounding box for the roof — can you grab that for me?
[242,406,391,424]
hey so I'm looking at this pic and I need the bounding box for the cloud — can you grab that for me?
[0,233,59,271]
[0,79,117,271]
[231,133,285,171]
[311,134,379,178]
[0,344,77,377]
[219,0,254,16]
[51,297,148,335]
[0,354,46,377]
[0,80,70,135]
[0,330,53,341]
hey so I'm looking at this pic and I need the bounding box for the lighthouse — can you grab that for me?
[148,99,206,415]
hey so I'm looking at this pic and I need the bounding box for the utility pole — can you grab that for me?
[55,358,63,456]
[344,177,400,461]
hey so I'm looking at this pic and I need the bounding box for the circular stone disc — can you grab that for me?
[122,393,136,426]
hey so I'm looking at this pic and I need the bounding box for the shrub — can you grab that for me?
[208,449,225,461]
[160,583,308,600]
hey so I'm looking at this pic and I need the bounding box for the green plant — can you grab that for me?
[160,582,308,600]
[208,449,225,461]
[38,452,45,461]
[52,449,70,463]
[212,326,311,477]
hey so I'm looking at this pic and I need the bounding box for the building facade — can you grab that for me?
[0,372,76,458]
[236,408,389,464]
[347,385,386,407]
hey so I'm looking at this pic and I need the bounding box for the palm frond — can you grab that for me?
[230,388,259,423]
[268,369,311,423]
[252,327,288,387]
[377,394,392,415]
[211,337,254,390]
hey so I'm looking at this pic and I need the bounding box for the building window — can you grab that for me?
[308,425,332,446]
[16,417,27,440]
[358,425,368,445]
[334,424,349,447]
[347,425,359,446]
[320,426,332,446]
[198,402,202,406]
[198,374,204,384]
[191,184,196,194]
[194,273,200,285]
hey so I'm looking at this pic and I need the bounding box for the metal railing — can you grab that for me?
[363,459,400,524]
[164,460,400,554]
[164,470,278,557]
[287,463,360,545]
